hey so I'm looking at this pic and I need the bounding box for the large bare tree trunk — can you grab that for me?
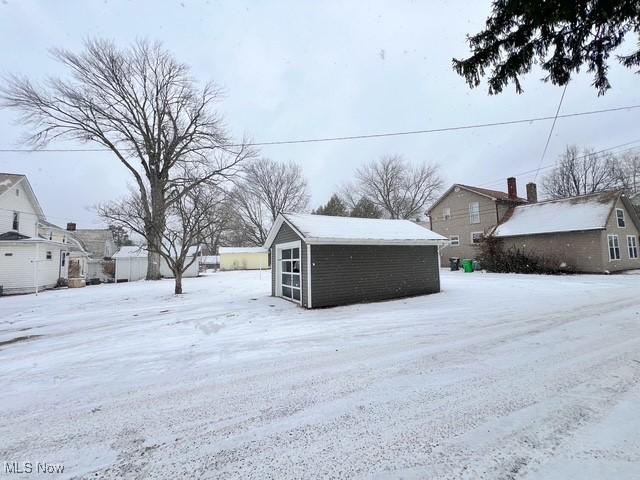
[147,250,162,280]
[146,182,166,280]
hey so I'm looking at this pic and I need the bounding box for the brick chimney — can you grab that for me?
[66,222,76,231]
[507,177,517,200]
[526,182,538,203]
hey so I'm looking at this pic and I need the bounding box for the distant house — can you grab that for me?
[427,177,531,263]
[39,219,90,282]
[113,245,200,282]
[65,224,117,283]
[219,247,269,271]
[263,213,446,308]
[493,190,640,273]
[0,173,70,294]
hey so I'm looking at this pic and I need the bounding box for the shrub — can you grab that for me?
[56,277,69,288]
[478,236,575,275]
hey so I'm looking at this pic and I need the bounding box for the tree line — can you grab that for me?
[542,146,640,200]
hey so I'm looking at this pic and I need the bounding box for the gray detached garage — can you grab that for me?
[263,213,447,308]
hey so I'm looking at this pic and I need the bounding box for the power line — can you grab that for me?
[0,104,639,153]
[475,140,640,189]
[534,83,568,182]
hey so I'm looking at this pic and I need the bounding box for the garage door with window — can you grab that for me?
[278,242,301,302]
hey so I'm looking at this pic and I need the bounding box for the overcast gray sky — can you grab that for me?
[1,0,639,228]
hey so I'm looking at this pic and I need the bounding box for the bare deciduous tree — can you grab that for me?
[230,158,310,245]
[99,185,221,294]
[617,150,640,195]
[0,38,250,279]
[542,146,622,199]
[353,155,443,219]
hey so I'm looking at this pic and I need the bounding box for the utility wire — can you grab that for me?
[0,104,639,153]
[475,140,640,188]
[533,83,568,182]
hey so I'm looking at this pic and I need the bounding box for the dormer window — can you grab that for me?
[12,212,19,231]
[616,208,625,228]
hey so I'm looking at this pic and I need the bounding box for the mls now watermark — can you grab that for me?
[4,462,65,475]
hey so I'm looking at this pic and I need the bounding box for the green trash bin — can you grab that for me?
[462,259,474,273]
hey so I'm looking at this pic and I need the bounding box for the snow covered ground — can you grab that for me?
[1,270,639,479]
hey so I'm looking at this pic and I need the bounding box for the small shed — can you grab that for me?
[263,213,447,308]
[219,247,270,271]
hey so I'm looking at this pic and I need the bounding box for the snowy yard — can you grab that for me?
[1,270,639,479]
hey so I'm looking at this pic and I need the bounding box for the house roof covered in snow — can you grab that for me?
[493,191,632,237]
[69,229,116,259]
[219,247,268,254]
[264,213,447,247]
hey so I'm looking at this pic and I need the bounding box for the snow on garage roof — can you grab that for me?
[493,191,620,237]
[218,247,268,254]
[264,213,447,247]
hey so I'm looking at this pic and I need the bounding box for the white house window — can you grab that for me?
[279,244,301,302]
[471,231,484,244]
[12,212,19,231]
[442,208,451,221]
[15,188,19,197]
[608,235,620,260]
[469,202,480,224]
[449,235,459,246]
[4,253,13,257]
[628,235,638,259]
[616,209,625,228]
[46,251,52,260]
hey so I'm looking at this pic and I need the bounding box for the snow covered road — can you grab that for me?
[1,270,639,479]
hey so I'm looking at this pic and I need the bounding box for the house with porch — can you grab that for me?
[0,173,71,294]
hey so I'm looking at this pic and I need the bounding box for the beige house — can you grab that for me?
[428,178,530,263]
[493,190,640,273]
[219,247,269,271]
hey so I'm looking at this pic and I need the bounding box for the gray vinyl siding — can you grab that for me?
[499,230,604,273]
[270,222,309,307]
[309,245,440,308]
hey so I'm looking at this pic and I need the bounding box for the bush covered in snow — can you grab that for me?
[478,236,575,275]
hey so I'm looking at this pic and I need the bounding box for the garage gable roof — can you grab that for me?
[264,213,447,247]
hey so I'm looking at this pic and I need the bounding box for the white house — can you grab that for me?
[0,173,71,295]
[113,246,200,282]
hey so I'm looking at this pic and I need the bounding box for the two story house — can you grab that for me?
[0,173,72,294]
[427,177,530,263]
